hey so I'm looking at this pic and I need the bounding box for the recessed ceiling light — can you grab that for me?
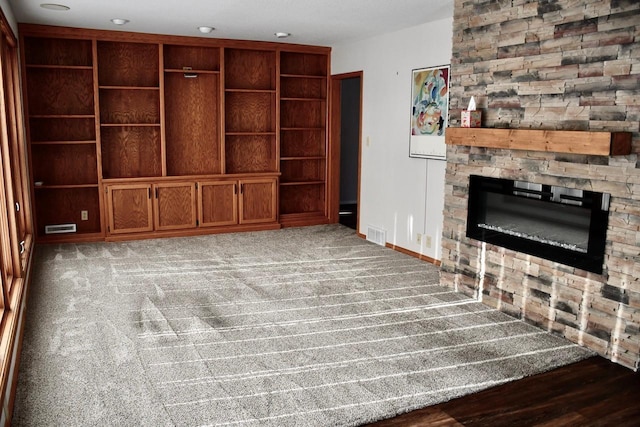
[111,18,130,25]
[40,3,70,11]
[198,26,215,34]
[275,32,291,39]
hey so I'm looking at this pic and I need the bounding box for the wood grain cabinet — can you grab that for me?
[20,25,330,242]
[107,182,197,234]
[199,178,277,227]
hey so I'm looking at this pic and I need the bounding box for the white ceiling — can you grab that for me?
[9,0,454,46]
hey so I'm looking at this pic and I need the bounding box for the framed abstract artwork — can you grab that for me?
[409,64,450,159]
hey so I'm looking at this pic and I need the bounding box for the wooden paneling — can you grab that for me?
[225,92,276,133]
[239,178,277,224]
[26,68,94,115]
[281,130,325,157]
[165,72,220,175]
[225,49,275,90]
[107,184,153,234]
[445,127,633,156]
[281,76,326,99]
[164,45,220,71]
[99,88,160,124]
[34,188,101,237]
[24,37,92,66]
[31,144,98,185]
[29,117,95,142]
[199,181,238,227]
[280,158,325,183]
[281,52,327,76]
[154,182,197,230]
[97,41,159,87]
[281,99,325,129]
[101,126,162,178]
[225,135,276,173]
[279,183,324,216]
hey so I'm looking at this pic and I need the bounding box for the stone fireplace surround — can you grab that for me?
[440,129,640,370]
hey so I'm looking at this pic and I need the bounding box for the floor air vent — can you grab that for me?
[45,223,77,234]
[366,225,386,246]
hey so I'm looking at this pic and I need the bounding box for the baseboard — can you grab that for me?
[356,232,441,266]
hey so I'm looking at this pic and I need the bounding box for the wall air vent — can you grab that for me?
[44,224,77,234]
[366,225,386,246]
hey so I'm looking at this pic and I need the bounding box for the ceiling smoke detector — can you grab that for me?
[198,26,215,34]
[274,32,291,39]
[111,18,130,25]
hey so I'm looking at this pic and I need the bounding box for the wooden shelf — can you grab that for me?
[26,64,93,70]
[29,114,95,119]
[225,131,276,136]
[445,128,632,156]
[31,140,96,145]
[281,97,325,102]
[280,180,325,186]
[225,88,276,93]
[99,86,160,90]
[280,74,326,79]
[281,156,325,161]
[100,123,160,127]
[164,69,219,74]
[34,184,99,189]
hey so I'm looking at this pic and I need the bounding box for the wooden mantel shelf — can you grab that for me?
[445,127,632,156]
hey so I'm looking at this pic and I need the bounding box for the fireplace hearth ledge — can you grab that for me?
[446,128,632,156]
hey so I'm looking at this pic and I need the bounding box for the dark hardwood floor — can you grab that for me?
[366,357,639,426]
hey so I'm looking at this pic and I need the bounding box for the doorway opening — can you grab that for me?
[331,72,362,231]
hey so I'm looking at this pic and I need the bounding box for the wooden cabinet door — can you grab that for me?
[239,178,277,224]
[198,181,238,227]
[107,184,153,234]
[154,182,197,231]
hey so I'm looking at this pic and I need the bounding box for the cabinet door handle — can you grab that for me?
[19,240,25,254]
[234,184,237,194]
[15,202,20,212]
[155,187,159,199]
[240,183,244,194]
[148,188,151,199]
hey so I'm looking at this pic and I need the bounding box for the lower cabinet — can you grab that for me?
[106,177,277,236]
[198,178,277,227]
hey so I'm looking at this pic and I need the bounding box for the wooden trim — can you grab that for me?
[356,232,441,266]
[445,127,632,156]
[18,24,332,53]
[328,71,363,228]
[385,242,442,267]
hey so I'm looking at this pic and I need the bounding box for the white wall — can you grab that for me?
[0,0,17,35]
[331,18,453,260]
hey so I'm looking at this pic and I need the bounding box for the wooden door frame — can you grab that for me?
[328,71,363,227]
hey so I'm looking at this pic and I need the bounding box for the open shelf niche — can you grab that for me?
[23,35,102,239]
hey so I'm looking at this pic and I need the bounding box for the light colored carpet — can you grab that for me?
[13,224,593,426]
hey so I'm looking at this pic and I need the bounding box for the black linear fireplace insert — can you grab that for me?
[466,175,610,274]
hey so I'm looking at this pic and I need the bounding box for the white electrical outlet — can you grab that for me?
[81,210,88,221]
[416,233,421,244]
[425,235,432,248]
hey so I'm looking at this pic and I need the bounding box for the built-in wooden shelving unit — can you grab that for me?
[20,24,331,242]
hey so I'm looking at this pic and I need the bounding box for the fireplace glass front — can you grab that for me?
[466,175,609,274]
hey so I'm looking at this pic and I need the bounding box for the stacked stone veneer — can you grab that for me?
[441,0,640,370]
